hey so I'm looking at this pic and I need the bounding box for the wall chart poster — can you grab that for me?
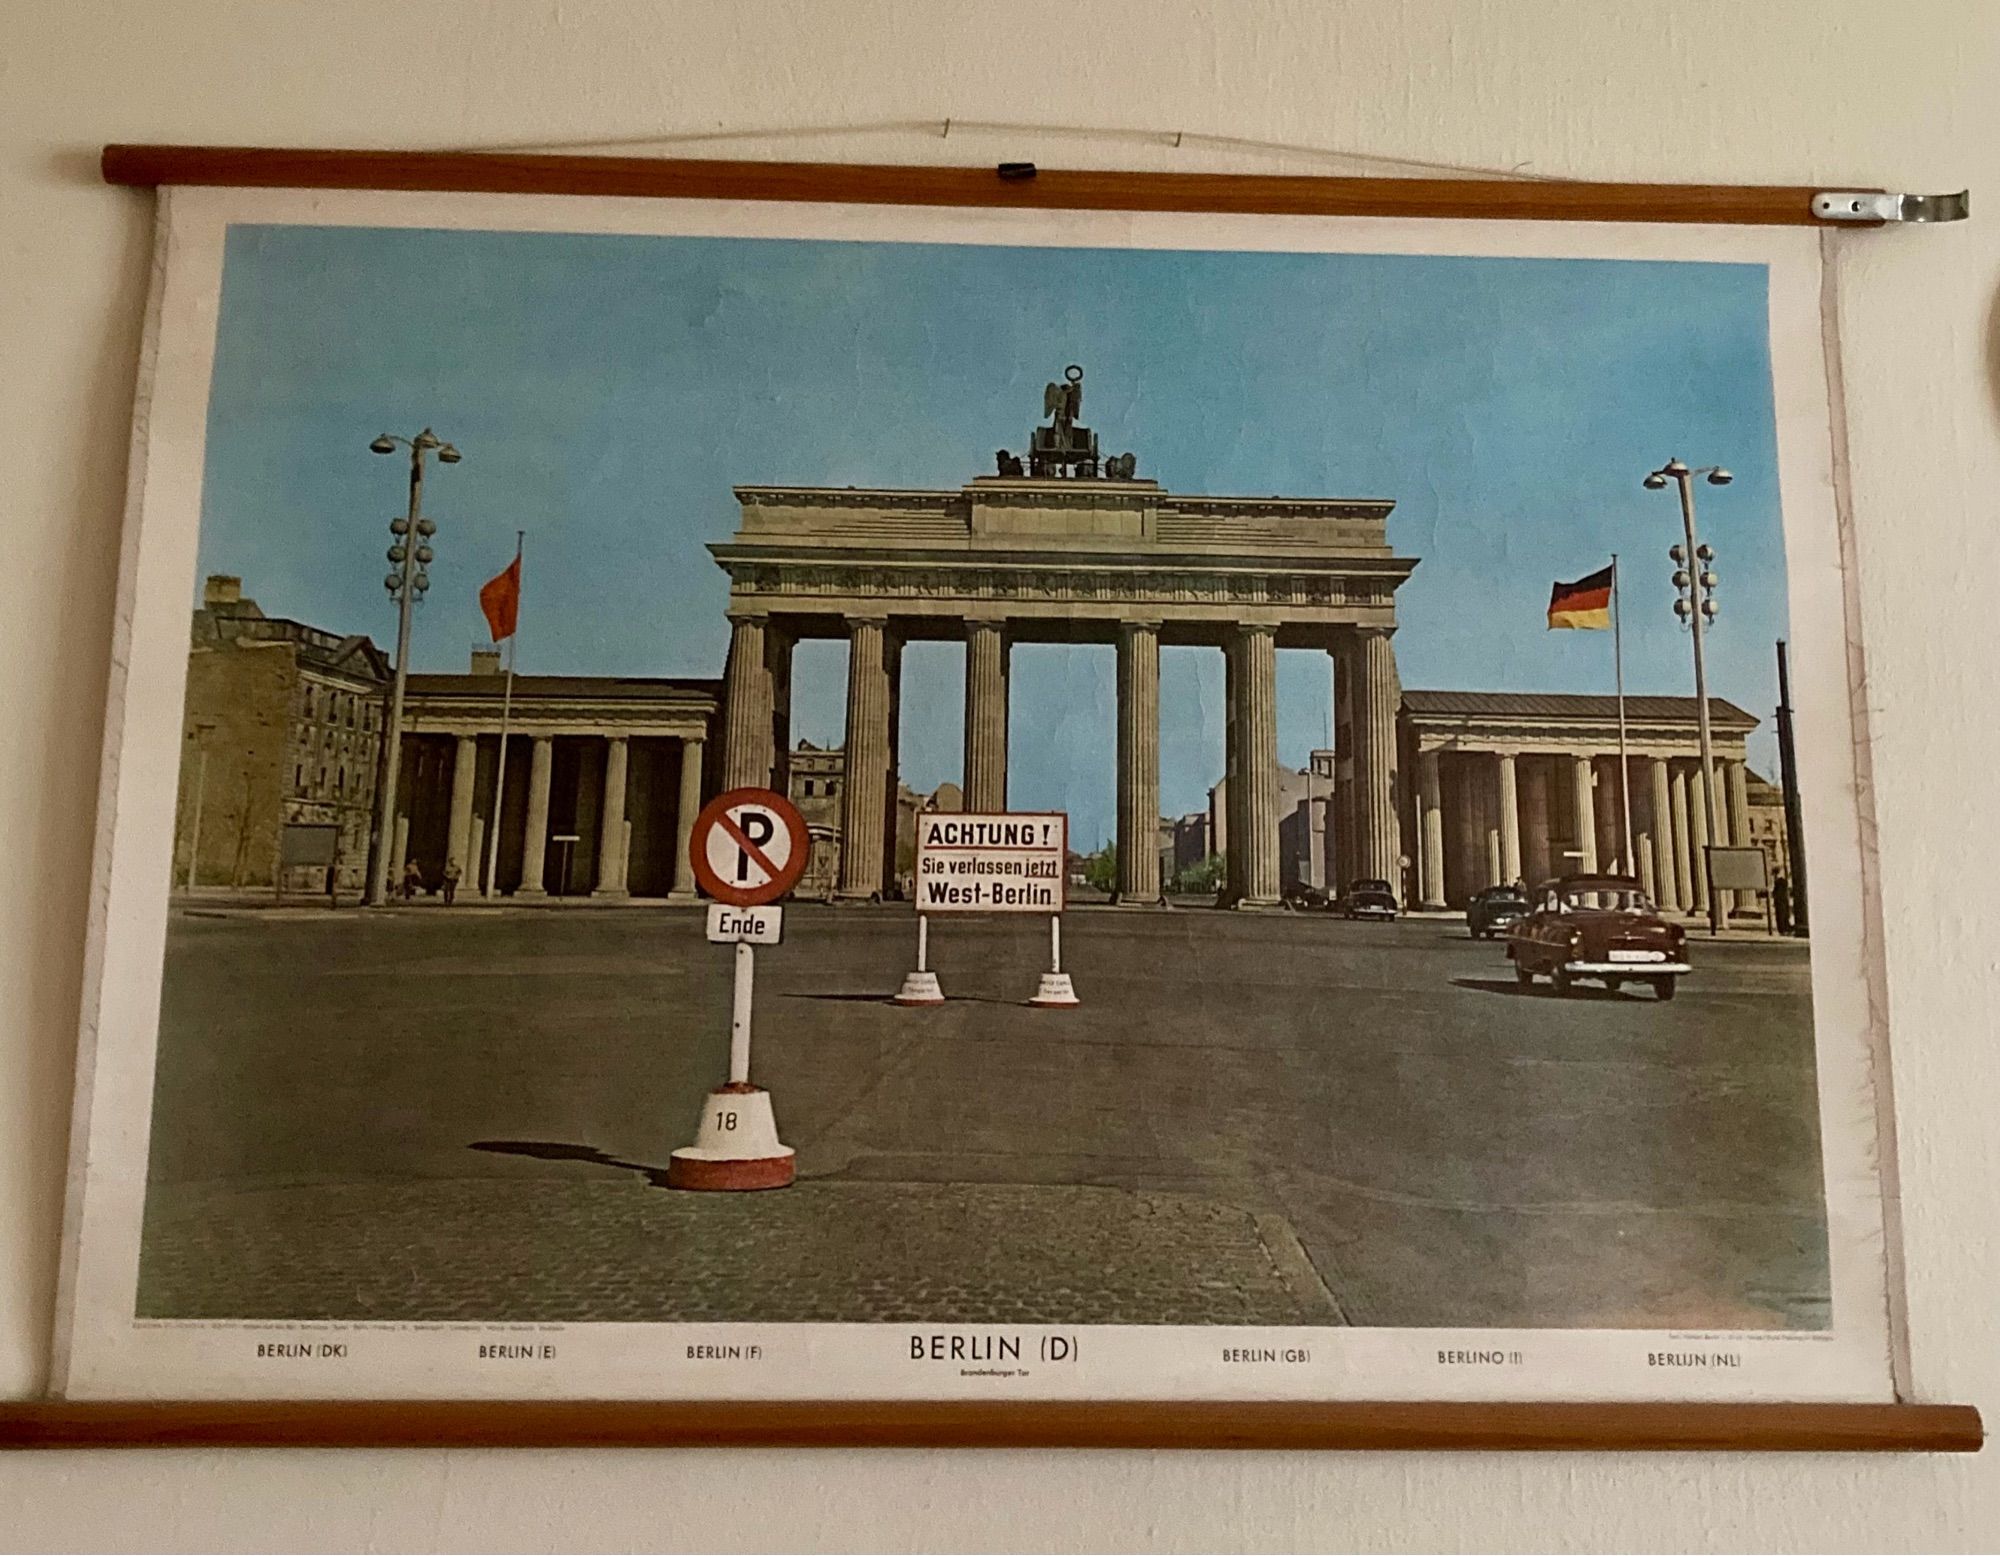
[54,184,1906,1405]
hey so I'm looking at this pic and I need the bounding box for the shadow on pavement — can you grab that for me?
[1450,976,1646,1002]
[469,1138,672,1188]
[781,991,1022,1007]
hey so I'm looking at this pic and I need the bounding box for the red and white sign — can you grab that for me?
[914,812,1067,914]
[690,787,809,907]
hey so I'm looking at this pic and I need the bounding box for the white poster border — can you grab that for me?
[53,186,1898,1405]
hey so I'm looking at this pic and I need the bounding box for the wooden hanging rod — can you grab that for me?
[102,144,1872,226]
[0,1398,1984,1451]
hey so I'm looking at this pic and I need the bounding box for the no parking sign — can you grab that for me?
[690,787,809,907]
[670,786,809,1193]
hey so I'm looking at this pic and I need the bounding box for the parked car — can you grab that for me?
[1340,877,1399,921]
[1283,881,1336,912]
[1466,884,1530,940]
[1506,875,1691,999]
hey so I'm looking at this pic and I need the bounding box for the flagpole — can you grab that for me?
[483,531,522,898]
[1611,553,1634,877]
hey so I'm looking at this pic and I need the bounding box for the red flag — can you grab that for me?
[479,554,521,642]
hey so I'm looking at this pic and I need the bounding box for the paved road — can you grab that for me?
[139,904,1828,1329]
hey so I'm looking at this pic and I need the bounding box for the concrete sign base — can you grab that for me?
[1028,971,1080,1007]
[893,969,945,1005]
[667,1084,796,1191]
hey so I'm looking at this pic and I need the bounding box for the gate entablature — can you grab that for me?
[711,480,1416,644]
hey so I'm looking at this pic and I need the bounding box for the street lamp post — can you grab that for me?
[364,428,460,906]
[183,719,216,892]
[1645,457,1730,935]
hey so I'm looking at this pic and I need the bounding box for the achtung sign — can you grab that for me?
[914,812,1067,913]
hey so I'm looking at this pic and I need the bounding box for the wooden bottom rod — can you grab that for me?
[0,1399,1982,1452]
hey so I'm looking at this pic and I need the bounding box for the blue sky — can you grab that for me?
[199,225,1789,847]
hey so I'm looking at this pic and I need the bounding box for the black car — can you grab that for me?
[1283,881,1336,912]
[1340,877,1399,921]
[1466,884,1530,940]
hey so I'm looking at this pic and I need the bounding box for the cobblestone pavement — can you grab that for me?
[138,1178,1340,1324]
[140,905,1827,1328]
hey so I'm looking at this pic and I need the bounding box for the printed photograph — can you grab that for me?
[136,220,1827,1336]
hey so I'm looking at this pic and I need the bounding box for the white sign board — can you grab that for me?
[705,903,783,945]
[914,812,1067,913]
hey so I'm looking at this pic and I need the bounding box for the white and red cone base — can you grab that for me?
[667,1084,795,1190]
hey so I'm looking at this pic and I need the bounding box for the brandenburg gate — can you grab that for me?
[709,369,1420,908]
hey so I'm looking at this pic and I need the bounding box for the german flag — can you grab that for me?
[1548,564,1614,630]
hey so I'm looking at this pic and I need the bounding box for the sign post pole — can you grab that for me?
[667,787,809,1192]
[1029,911,1080,1007]
[894,912,945,1005]
[728,941,754,1084]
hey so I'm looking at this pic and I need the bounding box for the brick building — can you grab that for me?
[175,575,391,895]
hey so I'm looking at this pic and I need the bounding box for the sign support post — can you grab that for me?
[1029,912,1080,1007]
[894,913,945,1004]
[667,788,809,1192]
[728,941,754,1083]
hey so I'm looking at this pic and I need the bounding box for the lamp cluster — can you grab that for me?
[1643,458,1731,629]
[384,512,438,602]
[1668,540,1718,626]
[372,429,459,605]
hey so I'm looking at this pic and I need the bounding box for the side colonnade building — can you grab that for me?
[1399,690,1763,917]
[392,665,720,899]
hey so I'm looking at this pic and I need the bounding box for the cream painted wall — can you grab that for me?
[3,1,1996,1548]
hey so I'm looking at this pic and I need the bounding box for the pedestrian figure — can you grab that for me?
[401,860,422,901]
[442,858,461,906]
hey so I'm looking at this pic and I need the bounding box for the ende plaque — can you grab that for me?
[913,812,1067,913]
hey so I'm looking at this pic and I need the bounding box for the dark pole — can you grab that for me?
[1774,640,1809,936]
[1674,469,1724,934]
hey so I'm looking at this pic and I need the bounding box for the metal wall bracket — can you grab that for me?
[1813,190,1969,223]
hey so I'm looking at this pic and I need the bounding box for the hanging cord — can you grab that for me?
[435,116,1563,183]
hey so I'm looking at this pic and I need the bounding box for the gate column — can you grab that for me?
[1230,624,1281,907]
[1115,620,1161,902]
[838,616,891,900]
[963,619,1009,812]
[721,616,774,790]
[1352,627,1402,887]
